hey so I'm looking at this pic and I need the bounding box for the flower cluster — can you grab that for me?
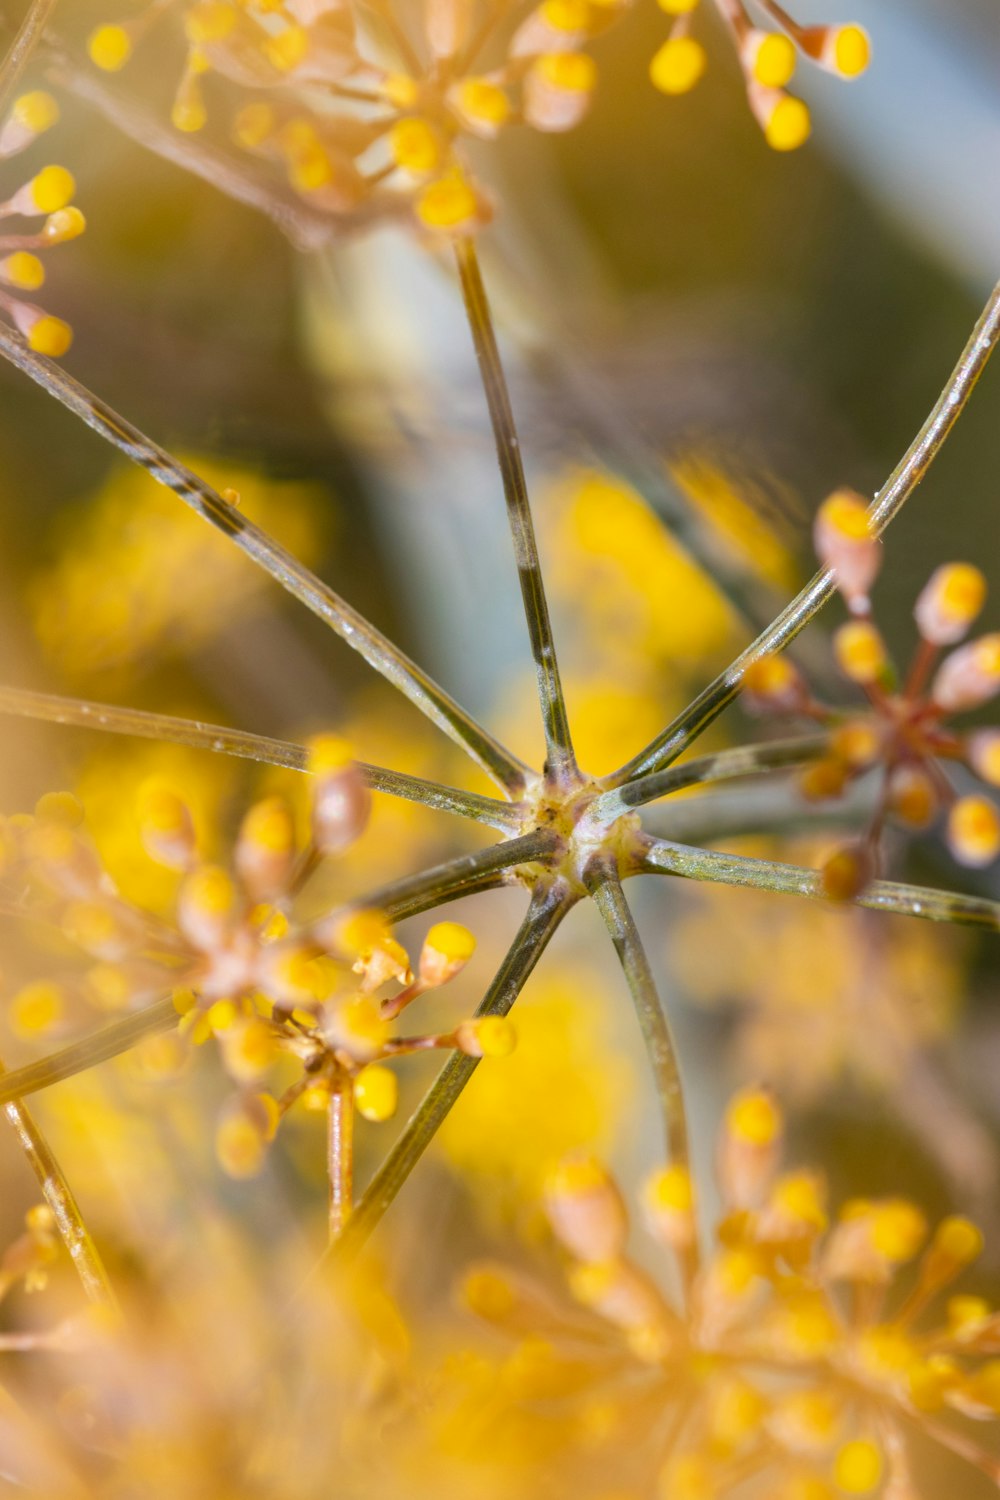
[745,490,1000,897]
[85,0,871,238]
[0,90,84,356]
[464,1090,1000,1496]
[651,0,870,151]
[2,737,507,1181]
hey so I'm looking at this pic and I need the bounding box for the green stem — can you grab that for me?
[0,326,532,797]
[454,238,577,784]
[610,279,1000,786]
[639,837,1000,931]
[319,828,558,930]
[0,684,520,833]
[1,1058,118,1310]
[325,880,571,1262]
[587,865,693,1212]
[0,0,57,120]
[596,735,830,817]
[0,996,177,1110]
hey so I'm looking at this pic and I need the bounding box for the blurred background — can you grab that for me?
[0,7,999,1489]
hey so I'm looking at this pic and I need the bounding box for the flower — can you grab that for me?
[463,1091,1000,1496]
[745,491,1000,898]
[0,90,84,354]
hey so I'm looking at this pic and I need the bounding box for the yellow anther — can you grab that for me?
[307,733,355,777]
[88,24,133,71]
[915,562,986,645]
[207,998,238,1033]
[381,72,420,108]
[869,1199,927,1261]
[742,652,800,703]
[541,0,591,30]
[184,865,236,917]
[452,78,510,130]
[184,2,238,45]
[649,35,707,95]
[233,102,277,149]
[34,790,84,827]
[419,921,476,987]
[353,1064,398,1122]
[0,252,44,290]
[643,1164,694,1213]
[461,1266,518,1321]
[832,1439,882,1495]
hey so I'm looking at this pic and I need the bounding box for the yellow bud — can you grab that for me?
[416,174,480,233]
[353,1064,398,1122]
[932,634,1000,712]
[820,844,872,901]
[761,91,811,152]
[742,652,802,709]
[34,791,84,827]
[88,24,133,71]
[233,102,277,149]
[833,620,887,684]
[0,251,44,290]
[324,992,390,1063]
[870,1199,927,1261]
[948,795,1000,868]
[215,1094,276,1179]
[915,563,986,646]
[28,165,75,214]
[42,206,87,244]
[266,24,309,72]
[26,314,72,357]
[832,1439,882,1495]
[11,90,59,134]
[831,24,871,77]
[887,764,936,829]
[726,1088,781,1146]
[419,921,476,987]
[650,36,707,95]
[451,78,510,134]
[967,729,1000,786]
[544,1154,628,1263]
[390,117,443,174]
[9,980,64,1038]
[461,1265,518,1322]
[744,30,796,89]
[457,1015,517,1058]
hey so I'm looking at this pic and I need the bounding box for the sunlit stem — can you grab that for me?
[639,837,1000,931]
[324,827,559,930]
[596,735,830,817]
[0,684,520,833]
[327,1075,354,1243]
[454,238,577,784]
[1,1058,118,1310]
[0,326,532,798]
[325,880,571,1263]
[0,0,58,120]
[610,279,1000,785]
[0,996,178,1110]
[587,863,697,1288]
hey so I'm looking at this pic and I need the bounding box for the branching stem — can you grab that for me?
[454,238,576,784]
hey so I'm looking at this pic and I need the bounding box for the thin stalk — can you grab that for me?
[325,880,571,1261]
[325,828,558,929]
[327,1076,354,1242]
[596,735,830,818]
[0,327,532,798]
[0,684,520,832]
[639,837,1000,931]
[610,279,1000,785]
[1,1058,117,1309]
[0,0,58,120]
[0,996,177,1110]
[587,865,694,1280]
[454,238,577,783]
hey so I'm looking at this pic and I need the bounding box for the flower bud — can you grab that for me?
[567,1257,674,1352]
[0,91,59,157]
[215,1093,279,1179]
[914,563,986,646]
[323,992,390,1063]
[932,636,1000,713]
[741,29,796,89]
[795,23,871,78]
[814,490,879,609]
[742,653,804,712]
[544,1154,628,1263]
[887,764,937,829]
[967,729,1000,787]
[641,1165,697,1252]
[88,24,133,71]
[798,757,847,802]
[820,843,873,901]
[524,52,598,131]
[824,1198,926,1283]
[177,865,237,950]
[353,1064,398,1122]
[415,172,485,234]
[446,78,510,138]
[8,979,65,1039]
[138,780,197,870]
[235,797,295,900]
[834,619,887,684]
[833,1440,883,1495]
[456,1014,517,1058]
[747,84,811,151]
[649,33,707,94]
[419,921,476,989]
[717,1088,782,1210]
[947,795,1000,868]
[307,735,370,855]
